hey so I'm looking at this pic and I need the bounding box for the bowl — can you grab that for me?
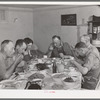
[62,77,81,89]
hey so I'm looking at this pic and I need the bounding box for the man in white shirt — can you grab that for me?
[80,34,100,60]
[0,40,23,80]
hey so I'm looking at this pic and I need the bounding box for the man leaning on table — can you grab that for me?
[6,39,27,73]
[72,34,100,65]
[13,39,27,72]
[70,42,100,89]
[0,40,23,81]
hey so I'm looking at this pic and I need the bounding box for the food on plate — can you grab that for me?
[43,77,54,84]
[68,71,80,77]
[36,63,49,70]
[63,77,74,82]
[38,59,43,63]
[2,84,17,89]
[45,60,52,64]
[53,73,66,78]
[28,73,45,81]
[68,71,82,81]
[36,63,49,71]
[42,77,55,89]
[52,83,64,90]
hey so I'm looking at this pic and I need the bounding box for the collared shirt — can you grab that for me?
[49,42,65,58]
[84,49,100,78]
[82,49,100,89]
[88,44,100,60]
[48,42,75,58]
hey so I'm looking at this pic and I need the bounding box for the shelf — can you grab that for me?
[88,15,100,40]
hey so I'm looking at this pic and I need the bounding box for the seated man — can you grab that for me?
[14,39,27,72]
[24,37,44,61]
[70,42,100,89]
[46,35,75,58]
[80,34,100,60]
[0,40,23,80]
[24,37,38,51]
[72,34,100,65]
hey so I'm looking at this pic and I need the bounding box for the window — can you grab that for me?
[0,8,8,22]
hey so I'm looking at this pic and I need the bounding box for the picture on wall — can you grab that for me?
[61,14,77,26]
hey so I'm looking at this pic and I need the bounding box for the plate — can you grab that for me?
[52,73,62,76]
[52,73,67,79]
[0,79,16,84]
[32,79,42,82]
[68,71,81,77]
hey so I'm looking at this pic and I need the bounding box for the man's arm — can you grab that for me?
[74,57,85,65]
[70,60,88,75]
[70,53,95,75]
[4,55,23,79]
[45,43,54,57]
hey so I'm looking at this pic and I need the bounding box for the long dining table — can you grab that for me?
[0,56,82,90]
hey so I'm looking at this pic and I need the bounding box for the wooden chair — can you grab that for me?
[81,75,100,90]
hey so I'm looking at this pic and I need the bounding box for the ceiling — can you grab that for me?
[0,5,64,8]
[0,5,89,9]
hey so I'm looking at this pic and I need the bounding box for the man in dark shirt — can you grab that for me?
[24,37,44,61]
[46,35,75,58]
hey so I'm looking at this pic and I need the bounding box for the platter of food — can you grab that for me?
[52,73,67,79]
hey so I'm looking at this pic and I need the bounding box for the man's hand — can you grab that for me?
[24,51,28,55]
[70,60,77,64]
[59,53,64,59]
[70,59,88,75]
[49,45,54,51]
[17,60,25,67]
[14,54,23,65]
[75,58,84,65]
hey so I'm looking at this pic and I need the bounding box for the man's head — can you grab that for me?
[80,34,90,46]
[15,39,27,54]
[52,35,61,47]
[1,40,14,57]
[75,42,88,57]
[24,38,33,50]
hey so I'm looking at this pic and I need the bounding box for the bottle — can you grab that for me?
[52,61,57,73]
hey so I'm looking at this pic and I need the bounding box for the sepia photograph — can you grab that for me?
[0,1,99,98]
